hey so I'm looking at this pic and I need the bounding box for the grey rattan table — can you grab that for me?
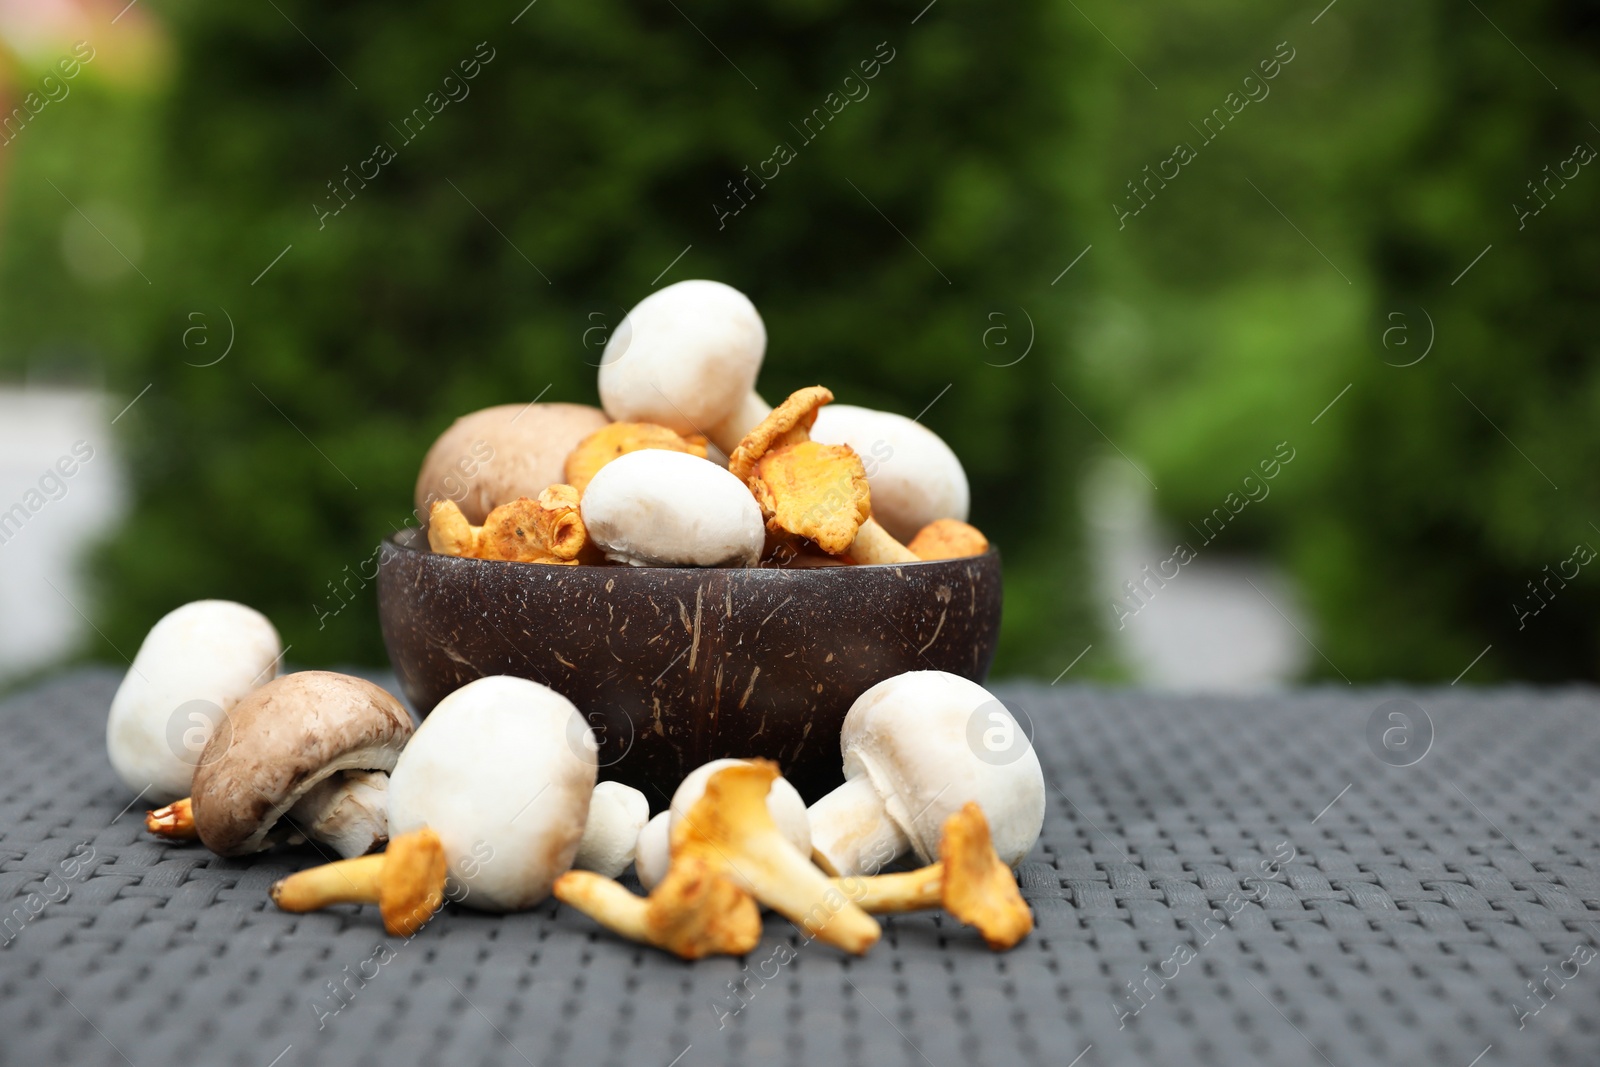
[3,669,1598,1066]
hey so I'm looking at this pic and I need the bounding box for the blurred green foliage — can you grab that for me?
[1072,2,1600,681]
[0,0,1097,678]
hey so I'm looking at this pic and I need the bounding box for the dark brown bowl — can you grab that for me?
[376,529,1001,803]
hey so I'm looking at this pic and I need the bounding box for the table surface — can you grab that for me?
[3,670,1598,1067]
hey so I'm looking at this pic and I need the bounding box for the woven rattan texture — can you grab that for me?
[2,670,1598,1067]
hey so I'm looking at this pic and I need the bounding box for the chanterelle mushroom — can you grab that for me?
[272,827,447,938]
[907,518,989,561]
[555,761,868,958]
[164,671,413,859]
[106,600,282,802]
[573,781,651,879]
[564,422,709,495]
[415,402,610,525]
[580,449,764,567]
[668,758,812,860]
[427,487,586,564]
[673,760,880,954]
[728,387,917,565]
[808,671,1045,878]
[810,404,971,543]
[836,801,1033,951]
[597,280,771,454]
[555,855,761,960]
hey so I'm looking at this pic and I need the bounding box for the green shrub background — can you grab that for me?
[2,1,1595,682]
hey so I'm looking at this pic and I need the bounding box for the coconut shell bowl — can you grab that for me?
[376,528,1001,802]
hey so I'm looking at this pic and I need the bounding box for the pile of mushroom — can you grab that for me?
[107,601,1038,951]
[417,279,988,570]
[100,278,1041,961]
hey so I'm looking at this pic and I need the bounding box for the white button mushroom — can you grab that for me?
[808,671,1045,878]
[810,404,970,543]
[573,781,651,879]
[598,280,771,453]
[386,675,599,912]
[579,450,764,567]
[106,600,282,803]
[633,811,672,891]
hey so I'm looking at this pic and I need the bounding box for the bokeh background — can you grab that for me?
[0,0,1594,693]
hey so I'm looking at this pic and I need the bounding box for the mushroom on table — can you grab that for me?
[271,675,598,933]
[598,279,771,455]
[833,801,1034,950]
[634,757,813,891]
[807,670,1045,879]
[106,600,282,803]
[146,671,412,860]
[558,761,878,957]
[572,780,651,880]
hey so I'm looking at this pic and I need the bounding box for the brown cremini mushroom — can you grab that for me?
[728,387,918,566]
[907,518,990,561]
[554,855,761,960]
[563,422,709,495]
[271,828,447,938]
[148,673,412,860]
[427,486,586,564]
[414,403,610,525]
[834,802,1032,951]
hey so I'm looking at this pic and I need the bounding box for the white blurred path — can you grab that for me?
[0,387,124,682]
[1083,458,1309,690]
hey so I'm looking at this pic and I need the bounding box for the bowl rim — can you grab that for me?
[382,526,999,572]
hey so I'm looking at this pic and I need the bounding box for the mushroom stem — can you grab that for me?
[835,864,943,912]
[145,797,198,840]
[272,853,386,910]
[270,828,447,937]
[707,392,772,455]
[844,519,920,566]
[831,803,1033,951]
[289,770,390,859]
[808,775,913,878]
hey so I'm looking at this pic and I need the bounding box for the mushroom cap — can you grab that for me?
[387,675,598,912]
[597,280,765,435]
[106,600,282,802]
[840,671,1043,867]
[634,810,672,891]
[414,403,610,525]
[573,781,651,879]
[809,404,970,542]
[190,671,413,857]
[579,450,764,567]
[669,758,812,858]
